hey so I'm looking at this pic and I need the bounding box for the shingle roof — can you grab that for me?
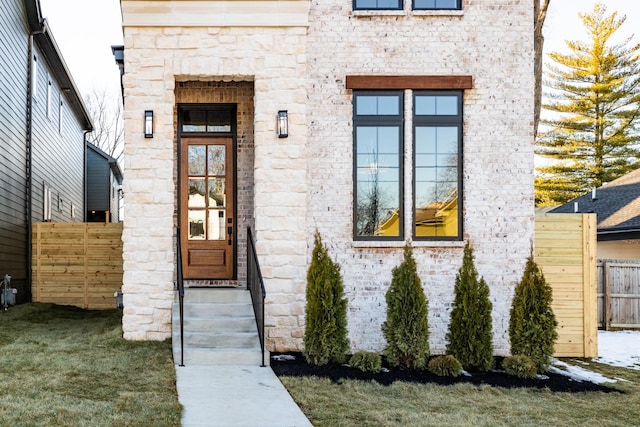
[549,168,640,232]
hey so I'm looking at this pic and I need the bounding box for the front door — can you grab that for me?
[180,137,234,279]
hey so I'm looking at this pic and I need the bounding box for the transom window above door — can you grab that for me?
[181,109,233,133]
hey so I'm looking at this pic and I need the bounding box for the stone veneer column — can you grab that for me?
[120,25,308,342]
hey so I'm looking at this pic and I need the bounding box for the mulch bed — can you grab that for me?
[271,352,620,393]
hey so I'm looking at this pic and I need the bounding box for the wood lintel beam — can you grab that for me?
[345,75,473,90]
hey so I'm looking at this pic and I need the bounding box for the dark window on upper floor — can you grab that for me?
[353,0,402,11]
[413,0,461,10]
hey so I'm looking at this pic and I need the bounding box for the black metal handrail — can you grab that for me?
[247,227,266,367]
[176,227,185,367]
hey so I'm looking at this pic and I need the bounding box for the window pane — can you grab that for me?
[414,0,459,9]
[415,95,458,115]
[188,210,206,240]
[182,110,207,132]
[189,146,206,175]
[208,146,226,175]
[356,96,400,116]
[413,90,461,239]
[355,0,401,9]
[415,127,437,154]
[208,210,226,240]
[188,179,206,208]
[437,127,459,153]
[207,110,232,133]
[355,125,400,237]
[207,178,226,207]
[377,127,400,151]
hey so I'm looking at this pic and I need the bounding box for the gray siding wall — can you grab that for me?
[86,148,110,212]
[0,0,29,295]
[30,43,85,223]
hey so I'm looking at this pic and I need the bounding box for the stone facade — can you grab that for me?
[120,0,534,356]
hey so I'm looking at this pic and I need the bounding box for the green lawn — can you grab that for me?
[0,303,181,427]
[280,359,640,427]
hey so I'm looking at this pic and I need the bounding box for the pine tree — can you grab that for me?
[446,242,494,372]
[303,231,350,366]
[382,243,430,370]
[509,251,558,373]
[536,2,640,206]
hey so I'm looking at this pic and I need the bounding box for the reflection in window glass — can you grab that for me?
[208,210,226,240]
[188,210,206,240]
[413,91,462,239]
[188,179,206,208]
[189,146,206,175]
[208,146,226,175]
[207,178,226,207]
[354,122,402,238]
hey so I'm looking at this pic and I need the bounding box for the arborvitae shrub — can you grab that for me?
[446,242,494,372]
[428,355,463,377]
[382,243,430,370]
[349,351,382,373]
[502,355,537,379]
[303,231,350,366]
[509,251,558,373]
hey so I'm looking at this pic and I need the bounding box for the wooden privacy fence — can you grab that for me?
[534,213,598,358]
[32,222,123,309]
[597,260,640,329]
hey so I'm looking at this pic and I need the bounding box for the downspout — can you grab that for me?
[26,19,47,302]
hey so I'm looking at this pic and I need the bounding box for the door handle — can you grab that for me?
[227,226,232,245]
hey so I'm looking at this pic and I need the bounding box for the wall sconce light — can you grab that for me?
[144,110,154,138]
[277,110,288,138]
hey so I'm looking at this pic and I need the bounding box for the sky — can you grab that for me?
[38,0,640,101]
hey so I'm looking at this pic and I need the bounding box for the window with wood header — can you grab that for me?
[352,89,464,241]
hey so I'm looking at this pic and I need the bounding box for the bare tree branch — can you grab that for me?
[84,88,124,163]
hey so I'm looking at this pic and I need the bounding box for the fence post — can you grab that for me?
[604,261,611,331]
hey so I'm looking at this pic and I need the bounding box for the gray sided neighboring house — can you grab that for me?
[0,0,92,302]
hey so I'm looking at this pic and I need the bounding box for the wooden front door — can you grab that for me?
[180,137,234,279]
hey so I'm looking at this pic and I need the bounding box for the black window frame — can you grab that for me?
[412,0,461,10]
[353,0,403,11]
[412,90,463,241]
[353,90,405,241]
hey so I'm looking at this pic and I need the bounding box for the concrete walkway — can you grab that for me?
[176,365,313,427]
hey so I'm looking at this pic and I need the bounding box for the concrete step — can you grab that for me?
[173,348,268,366]
[172,290,265,366]
[179,302,254,318]
[172,314,257,333]
[178,288,251,304]
[178,331,261,349]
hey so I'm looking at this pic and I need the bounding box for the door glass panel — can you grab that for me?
[188,210,206,240]
[188,178,206,207]
[208,178,226,207]
[208,210,226,240]
[189,146,206,175]
[208,146,226,175]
